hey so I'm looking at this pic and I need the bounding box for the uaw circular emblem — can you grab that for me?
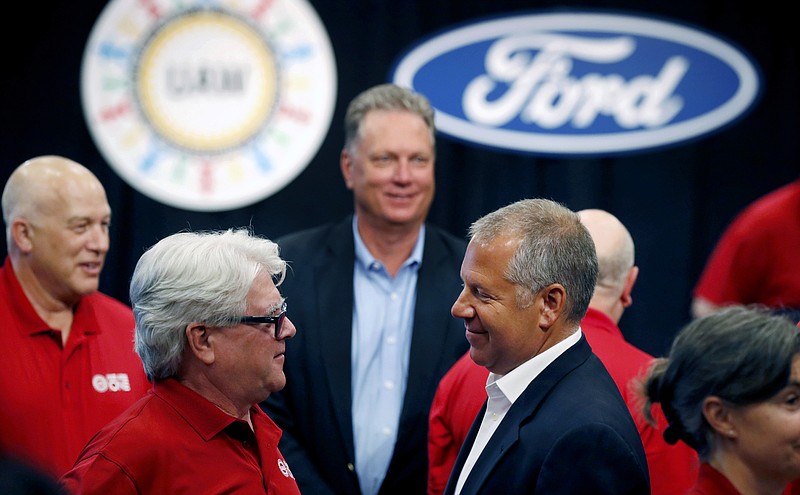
[81,0,337,211]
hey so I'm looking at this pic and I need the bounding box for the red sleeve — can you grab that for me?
[60,455,138,495]
[427,354,488,495]
[427,378,460,495]
[694,212,768,305]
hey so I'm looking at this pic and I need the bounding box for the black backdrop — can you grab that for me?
[1,0,798,357]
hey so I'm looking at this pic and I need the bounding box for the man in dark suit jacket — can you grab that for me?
[445,198,650,495]
[261,84,468,495]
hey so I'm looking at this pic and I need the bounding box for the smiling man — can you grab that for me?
[0,156,149,478]
[261,84,468,495]
[446,198,650,495]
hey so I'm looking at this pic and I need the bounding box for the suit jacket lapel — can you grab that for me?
[316,217,358,458]
[456,336,593,495]
[444,400,487,495]
[402,227,456,422]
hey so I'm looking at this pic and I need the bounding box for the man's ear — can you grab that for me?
[11,219,34,253]
[185,322,215,365]
[340,149,354,190]
[538,284,566,330]
[620,265,639,308]
[702,395,738,440]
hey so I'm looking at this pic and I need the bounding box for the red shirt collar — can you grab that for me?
[152,378,279,444]
[581,306,623,339]
[2,256,102,338]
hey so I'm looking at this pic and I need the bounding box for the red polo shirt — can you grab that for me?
[694,180,800,310]
[61,379,301,495]
[687,464,740,495]
[0,257,150,477]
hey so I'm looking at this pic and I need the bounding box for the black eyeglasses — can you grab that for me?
[236,301,287,339]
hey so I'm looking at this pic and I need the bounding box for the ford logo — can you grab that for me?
[391,11,761,156]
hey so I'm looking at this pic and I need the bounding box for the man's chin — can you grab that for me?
[73,283,100,298]
[468,347,490,368]
[379,204,429,224]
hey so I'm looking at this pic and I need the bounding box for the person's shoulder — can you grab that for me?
[80,392,156,453]
[729,180,800,229]
[532,358,638,437]
[425,223,468,254]
[84,292,134,318]
[759,179,800,204]
[563,349,631,405]
[584,323,654,369]
[277,224,334,245]
[277,217,351,254]
[68,392,173,484]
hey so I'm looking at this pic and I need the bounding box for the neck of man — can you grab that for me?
[11,256,76,345]
[355,215,423,277]
[177,373,254,429]
[588,291,624,324]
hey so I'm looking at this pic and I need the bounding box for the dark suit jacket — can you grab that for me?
[444,335,650,495]
[262,216,469,495]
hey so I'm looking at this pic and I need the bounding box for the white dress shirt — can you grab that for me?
[454,329,582,495]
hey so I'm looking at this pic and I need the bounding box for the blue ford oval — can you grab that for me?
[391,11,761,156]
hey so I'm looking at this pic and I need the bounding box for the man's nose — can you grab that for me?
[86,225,110,253]
[451,289,473,319]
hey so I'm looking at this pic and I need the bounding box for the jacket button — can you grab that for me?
[347,463,355,472]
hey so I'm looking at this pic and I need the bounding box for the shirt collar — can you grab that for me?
[2,259,44,335]
[0,257,101,337]
[351,215,425,271]
[489,328,582,404]
[581,307,623,339]
[153,378,267,441]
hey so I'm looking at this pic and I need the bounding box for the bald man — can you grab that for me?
[0,156,149,478]
[578,209,638,323]
[428,208,698,495]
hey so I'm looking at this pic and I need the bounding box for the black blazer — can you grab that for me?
[444,335,651,495]
[262,216,468,495]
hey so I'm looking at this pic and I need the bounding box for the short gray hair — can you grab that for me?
[343,83,435,153]
[131,228,286,382]
[644,305,800,461]
[469,198,598,324]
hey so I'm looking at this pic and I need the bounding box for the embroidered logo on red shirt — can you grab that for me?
[278,458,295,479]
[92,373,131,392]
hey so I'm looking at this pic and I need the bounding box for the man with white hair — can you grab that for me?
[62,229,301,494]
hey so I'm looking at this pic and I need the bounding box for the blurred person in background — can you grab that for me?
[692,178,800,323]
[261,83,468,495]
[0,156,149,478]
[644,305,800,495]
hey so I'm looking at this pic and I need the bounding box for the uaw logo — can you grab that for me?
[391,11,760,156]
[277,458,294,478]
[92,373,131,393]
[81,0,337,211]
